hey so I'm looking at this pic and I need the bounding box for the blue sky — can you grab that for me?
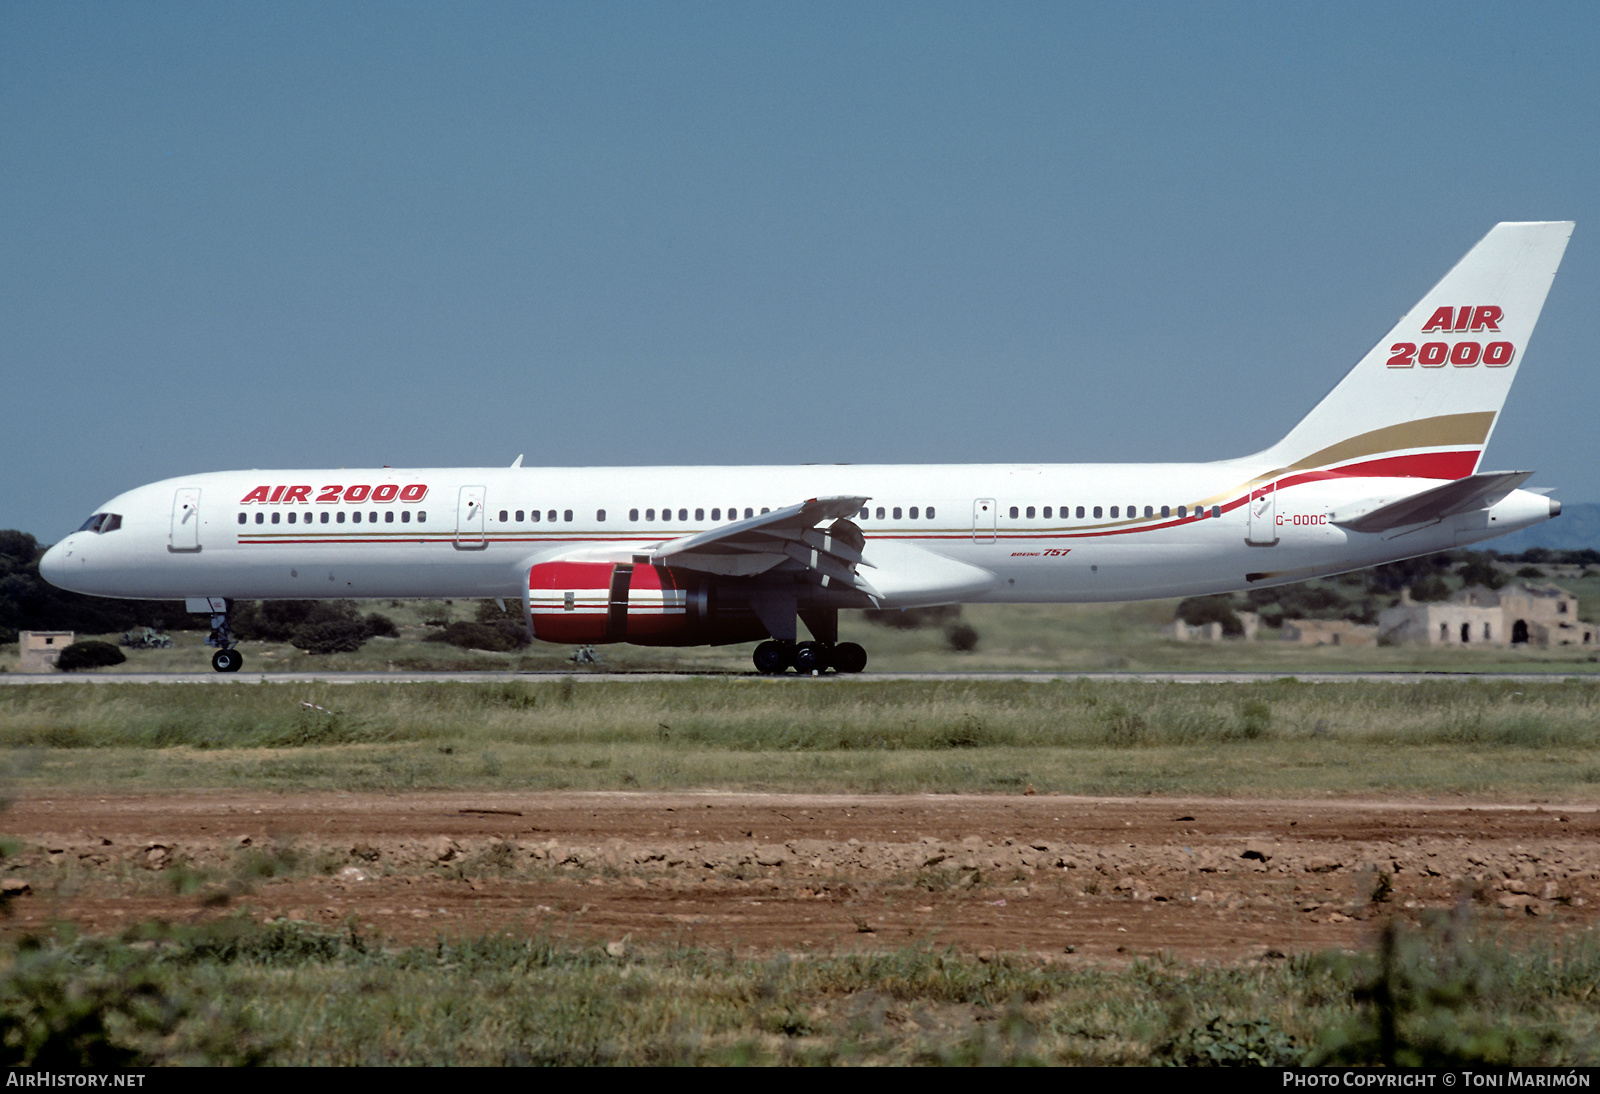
[4,2,1596,539]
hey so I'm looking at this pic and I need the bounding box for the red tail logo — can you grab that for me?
[1420,306,1501,333]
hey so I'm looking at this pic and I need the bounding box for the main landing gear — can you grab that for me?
[752,640,867,675]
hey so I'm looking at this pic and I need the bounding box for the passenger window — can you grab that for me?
[255,512,264,524]
[926,506,935,519]
[745,508,754,519]
[563,510,573,522]
[1177,505,1186,517]
[1008,506,1019,519]
[678,508,687,521]
[893,507,902,519]
[1042,507,1051,518]
[515,510,524,522]
[547,510,556,522]
[597,509,606,522]
[385,511,394,523]
[1025,506,1035,519]
[909,507,918,519]
[711,508,721,521]
[271,512,281,524]
[1210,505,1220,519]
[1093,506,1102,519]
[859,508,869,519]
[400,511,409,523]
[646,509,655,521]
[498,510,508,522]
[630,509,639,521]
[352,512,360,524]
[1145,506,1154,518]
[761,508,770,514]
[1076,506,1085,519]
[336,512,345,524]
[288,512,297,524]
[369,512,377,522]
[238,513,246,525]
[1109,507,1118,518]
[419,511,427,522]
[695,508,704,521]
[875,507,885,519]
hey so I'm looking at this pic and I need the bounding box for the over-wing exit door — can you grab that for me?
[973,498,996,544]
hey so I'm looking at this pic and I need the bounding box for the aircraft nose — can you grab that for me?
[38,538,80,592]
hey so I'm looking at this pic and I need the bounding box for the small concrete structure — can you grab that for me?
[1162,611,1259,642]
[18,631,75,672]
[1378,583,1596,647]
[1279,619,1379,647]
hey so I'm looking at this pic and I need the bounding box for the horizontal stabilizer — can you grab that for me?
[1330,471,1533,533]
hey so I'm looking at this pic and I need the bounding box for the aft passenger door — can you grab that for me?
[455,486,487,549]
[1246,481,1279,546]
[973,498,996,544]
[169,488,201,552]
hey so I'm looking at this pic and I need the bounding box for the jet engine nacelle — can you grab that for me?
[527,561,767,646]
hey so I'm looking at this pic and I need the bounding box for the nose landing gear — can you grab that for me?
[190,598,243,673]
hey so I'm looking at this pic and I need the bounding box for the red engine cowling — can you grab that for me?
[529,561,688,643]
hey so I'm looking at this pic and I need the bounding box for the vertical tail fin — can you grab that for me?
[1257,221,1573,480]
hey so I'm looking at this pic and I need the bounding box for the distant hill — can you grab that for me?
[1484,502,1600,554]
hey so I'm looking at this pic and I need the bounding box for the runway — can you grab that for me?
[4,669,1597,685]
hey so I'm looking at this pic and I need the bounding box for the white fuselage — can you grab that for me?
[40,460,1557,609]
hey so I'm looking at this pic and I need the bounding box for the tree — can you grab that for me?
[0,531,195,643]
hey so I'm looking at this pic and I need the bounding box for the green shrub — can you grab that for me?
[1308,917,1566,1066]
[862,606,960,630]
[945,622,980,652]
[1176,595,1243,635]
[430,621,528,652]
[55,641,126,672]
[289,620,368,655]
[1155,1016,1303,1066]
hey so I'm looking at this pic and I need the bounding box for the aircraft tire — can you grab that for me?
[793,641,830,674]
[831,642,867,674]
[752,640,791,675]
[211,648,243,673]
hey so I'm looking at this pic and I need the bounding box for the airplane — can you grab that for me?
[41,221,1574,674]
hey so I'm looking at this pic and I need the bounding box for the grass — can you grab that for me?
[3,914,1595,1065]
[3,677,1600,796]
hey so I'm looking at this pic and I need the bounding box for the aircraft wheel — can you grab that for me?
[793,641,830,674]
[752,641,791,675]
[211,648,243,673]
[831,642,867,674]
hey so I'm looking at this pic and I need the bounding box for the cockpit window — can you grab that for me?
[77,513,122,534]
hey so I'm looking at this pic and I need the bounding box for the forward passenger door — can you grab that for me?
[169,488,201,552]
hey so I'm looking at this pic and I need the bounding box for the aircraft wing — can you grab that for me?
[1330,471,1534,533]
[649,495,882,599]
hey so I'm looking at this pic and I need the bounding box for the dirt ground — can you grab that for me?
[3,790,1596,963]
